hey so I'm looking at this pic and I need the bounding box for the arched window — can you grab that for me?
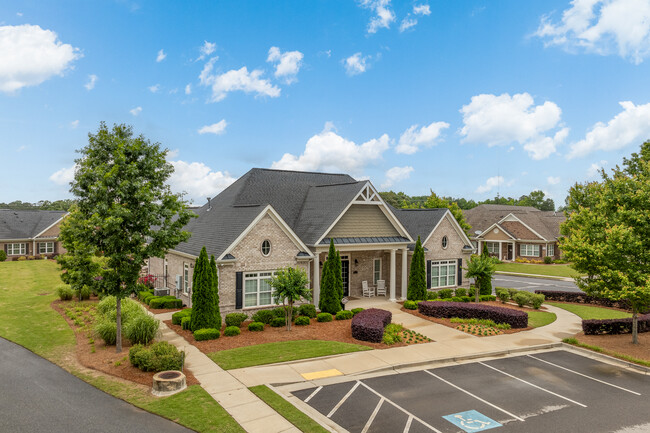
[261,240,271,256]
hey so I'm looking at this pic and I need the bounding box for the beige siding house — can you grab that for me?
[149,169,474,316]
[0,210,67,260]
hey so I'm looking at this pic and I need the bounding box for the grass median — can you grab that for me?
[495,262,582,278]
[547,302,632,320]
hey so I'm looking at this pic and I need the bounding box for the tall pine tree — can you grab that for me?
[407,236,427,301]
[190,247,218,331]
[210,255,221,326]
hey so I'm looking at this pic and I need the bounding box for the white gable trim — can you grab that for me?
[219,204,313,261]
[497,213,547,241]
[315,181,413,245]
[423,209,472,246]
[476,222,517,240]
[33,213,68,239]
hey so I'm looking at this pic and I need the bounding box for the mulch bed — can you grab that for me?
[400,301,549,335]
[576,332,650,362]
[52,299,199,387]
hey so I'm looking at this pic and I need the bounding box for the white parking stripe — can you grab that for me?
[424,370,525,422]
[304,386,322,403]
[358,381,443,433]
[403,415,414,433]
[479,362,587,408]
[527,355,641,396]
[327,381,360,418]
[361,398,384,433]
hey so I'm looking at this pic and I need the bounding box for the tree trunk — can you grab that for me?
[116,297,122,353]
[286,302,292,331]
[474,278,480,303]
[632,310,638,345]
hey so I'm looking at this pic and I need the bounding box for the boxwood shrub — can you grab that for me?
[317,312,333,322]
[56,284,74,301]
[298,304,317,318]
[270,317,286,327]
[294,316,310,326]
[351,308,364,316]
[418,301,528,328]
[251,310,274,324]
[438,289,454,299]
[172,309,192,325]
[194,328,220,341]
[224,326,241,336]
[248,321,265,331]
[496,288,510,303]
[225,312,248,327]
[336,310,353,320]
[426,291,438,300]
[129,341,184,372]
[455,288,467,297]
[351,308,392,343]
[181,316,191,330]
[583,315,650,335]
[404,300,418,310]
[480,295,497,302]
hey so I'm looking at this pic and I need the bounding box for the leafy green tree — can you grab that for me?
[422,191,472,235]
[407,236,427,300]
[319,240,342,314]
[518,190,555,211]
[64,122,193,352]
[465,255,496,302]
[210,255,221,327]
[271,267,311,331]
[560,142,650,344]
[191,247,219,331]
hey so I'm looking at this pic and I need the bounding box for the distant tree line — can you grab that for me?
[0,199,75,211]
[380,190,556,212]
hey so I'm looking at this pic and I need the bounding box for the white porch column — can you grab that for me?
[401,247,408,300]
[313,256,320,306]
[498,241,502,261]
[390,248,396,302]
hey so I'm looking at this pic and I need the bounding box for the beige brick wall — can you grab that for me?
[0,239,65,259]
[421,215,472,289]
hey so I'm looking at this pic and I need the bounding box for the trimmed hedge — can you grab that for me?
[294,316,310,326]
[298,304,317,319]
[438,289,453,299]
[172,309,192,325]
[194,328,220,341]
[251,310,274,324]
[534,290,633,311]
[317,312,333,322]
[404,300,418,310]
[351,308,392,343]
[181,316,191,330]
[225,312,248,327]
[129,341,184,372]
[583,315,650,335]
[351,308,364,316]
[336,310,353,320]
[248,322,265,331]
[224,326,241,336]
[149,295,182,309]
[270,317,286,327]
[418,301,528,328]
[455,288,467,297]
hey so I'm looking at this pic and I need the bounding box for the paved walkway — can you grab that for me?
[152,299,582,433]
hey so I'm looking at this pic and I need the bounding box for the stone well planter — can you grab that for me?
[152,370,186,397]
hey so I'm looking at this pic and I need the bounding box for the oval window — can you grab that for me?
[261,240,271,256]
[442,236,448,249]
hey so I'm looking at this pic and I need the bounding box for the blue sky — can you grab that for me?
[2,0,650,207]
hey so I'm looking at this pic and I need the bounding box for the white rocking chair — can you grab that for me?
[362,280,375,297]
[376,280,386,296]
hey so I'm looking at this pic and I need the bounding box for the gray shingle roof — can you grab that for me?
[389,207,448,243]
[0,210,66,240]
[463,204,565,241]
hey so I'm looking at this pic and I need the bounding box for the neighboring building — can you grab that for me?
[463,204,565,261]
[148,168,474,314]
[0,210,67,259]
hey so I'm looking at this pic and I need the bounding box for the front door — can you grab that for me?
[507,244,513,261]
[341,259,349,296]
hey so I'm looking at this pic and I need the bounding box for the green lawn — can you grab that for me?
[495,262,583,279]
[528,310,557,328]
[208,340,371,370]
[250,385,329,433]
[0,260,243,433]
[547,302,632,320]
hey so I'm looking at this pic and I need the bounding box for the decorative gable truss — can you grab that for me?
[353,183,382,204]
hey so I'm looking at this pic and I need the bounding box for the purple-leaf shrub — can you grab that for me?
[418,301,528,328]
[582,315,650,335]
[351,308,392,343]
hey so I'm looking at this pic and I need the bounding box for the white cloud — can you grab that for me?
[360,0,395,33]
[84,74,97,90]
[587,160,608,177]
[130,106,142,116]
[535,0,650,64]
[70,119,79,129]
[169,160,236,200]
[148,84,160,93]
[272,124,390,174]
[413,4,431,15]
[197,41,216,61]
[475,176,513,194]
[267,46,304,84]
[166,149,179,159]
[547,176,561,185]
[49,164,76,185]
[0,24,81,93]
[156,49,166,62]
[343,52,370,75]
[185,83,191,95]
[568,101,650,158]
[460,92,568,160]
[400,18,418,32]
[396,121,449,154]
[199,60,280,102]
[381,166,414,188]
[197,119,227,135]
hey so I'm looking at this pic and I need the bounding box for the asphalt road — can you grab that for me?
[0,337,192,433]
[293,350,650,433]
[492,274,582,293]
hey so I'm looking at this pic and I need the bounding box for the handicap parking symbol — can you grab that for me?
[442,410,502,432]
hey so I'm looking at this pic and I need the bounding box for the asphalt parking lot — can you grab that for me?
[292,350,650,433]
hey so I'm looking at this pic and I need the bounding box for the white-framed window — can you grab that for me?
[486,242,499,254]
[183,263,190,293]
[261,239,271,256]
[442,236,448,249]
[547,244,555,257]
[7,243,26,255]
[521,244,540,257]
[373,258,382,285]
[431,260,456,288]
[38,242,54,254]
[244,271,277,308]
